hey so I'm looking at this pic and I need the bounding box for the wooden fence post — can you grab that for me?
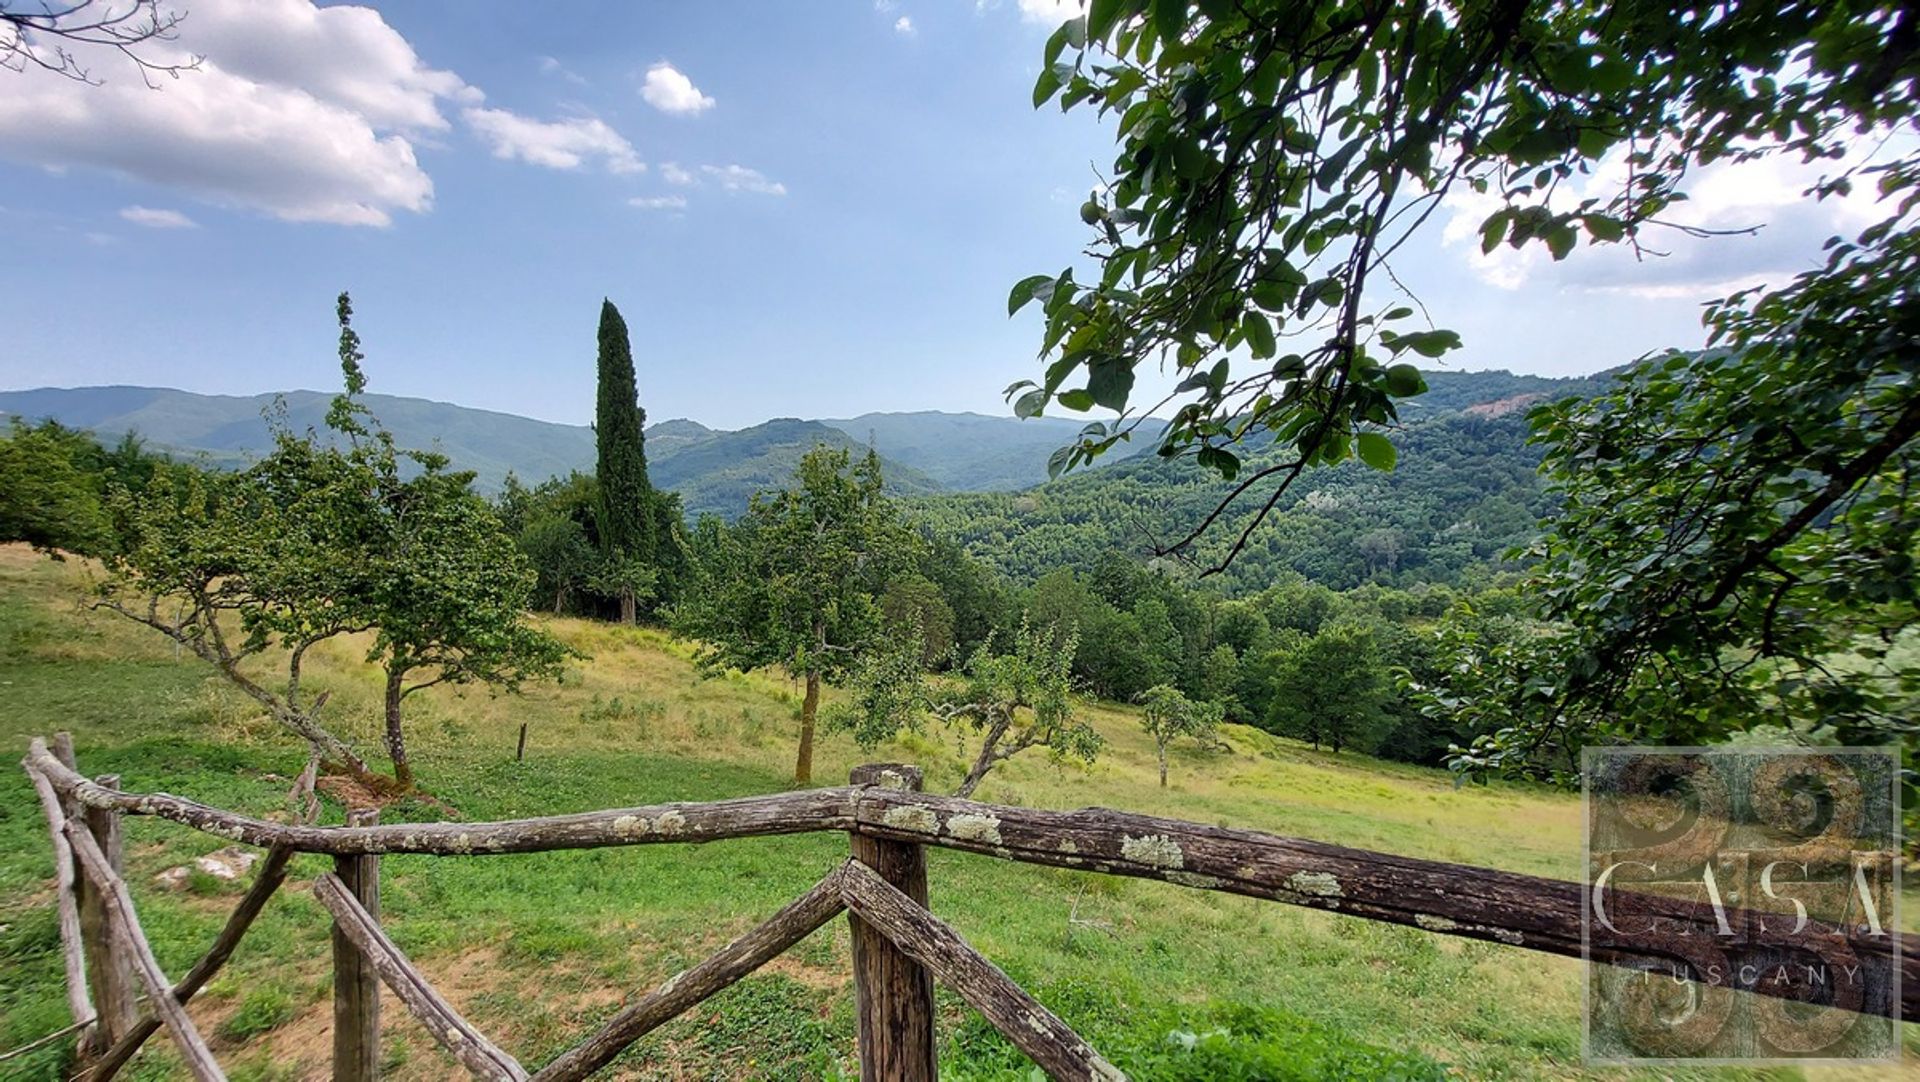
[847,764,936,1082]
[79,775,138,1055]
[333,807,382,1081]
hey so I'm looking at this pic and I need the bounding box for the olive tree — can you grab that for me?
[1138,683,1223,786]
[97,294,574,790]
[673,445,917,785]
[833,619,1103,798]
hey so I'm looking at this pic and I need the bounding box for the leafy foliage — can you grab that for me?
[833,617,1100,798]
[0,419,122,555]
[1263,623,1394,755]
[94,294,572,789]
[1435,133,1919,793]
[1019,0,1920,574]
[673,444,919,783]
[593,299,673,621]
[1138,683,1224,786]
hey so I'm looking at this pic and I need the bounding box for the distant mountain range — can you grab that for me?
[0,369,1602,520]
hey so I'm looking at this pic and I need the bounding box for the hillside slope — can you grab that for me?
[2,369,1602,533]
[821,410,1165,491]
[652,418,943,519]
[0,387,940,514]
[915,371,1610,594]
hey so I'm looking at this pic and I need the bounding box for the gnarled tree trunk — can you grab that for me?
[383,669,414,790]
[954,713,1012,799]
[795,671,819,786]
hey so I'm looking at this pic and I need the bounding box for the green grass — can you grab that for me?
[0,547,1912,1080]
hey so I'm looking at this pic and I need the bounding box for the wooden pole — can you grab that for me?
[333,807,381,1082]
[530,869,847,1082]
[64,823,226,1081]
[515,723,528,762]
[841,861,1125,1082]
[315,874,527,1081]
[21,760,94,1041]
[78,775,138,1055]
[87,846,294,1081]
[847,764,936,1082]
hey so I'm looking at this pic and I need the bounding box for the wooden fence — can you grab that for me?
[19,734,1914,1080]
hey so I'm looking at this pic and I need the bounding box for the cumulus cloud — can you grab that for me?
[640,62,714,115]
[895,16,916,35]
[701,164,787,196]
[1015,0,1080,24]
[180,0,479,129]
[0,0,464,226]
[659,162,696,186]
[1440,149,1889,299]
[119,205,197,228]
[629,195,688,211]
[463,108,644,174]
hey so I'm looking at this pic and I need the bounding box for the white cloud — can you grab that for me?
[895,16,916,35]
[701,164,787,196]
[1440,148,1891,299]
[463,108,644,174]
[660,162,696,186]
[120,205,197,228]
[629,195,688,211]
[0,0,464,226]
[538,55,588,86]
[1015,0,1080,24]
[640,62,714,116]
[180,0,479,130]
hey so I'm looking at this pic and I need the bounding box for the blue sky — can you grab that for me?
[0,1,1879,428]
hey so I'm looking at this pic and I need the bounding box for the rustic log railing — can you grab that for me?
[18,735,1913,1080]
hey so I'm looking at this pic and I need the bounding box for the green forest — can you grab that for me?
[2,0,1917,1077]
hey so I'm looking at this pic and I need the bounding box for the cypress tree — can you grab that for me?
[594,299,655,623]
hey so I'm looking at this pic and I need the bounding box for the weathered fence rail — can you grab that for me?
[18,736,1913,1080]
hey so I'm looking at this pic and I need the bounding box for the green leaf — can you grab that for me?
[1043,20,1073,67]
[1384,363,1426,397]
[1087,357,1136,411]
[1584,215,1626,243]
[1479,213,1508,254]
[1546,222,1577,260]
[1088,0,1131,40]
[1007,274,1053,316]
[1151,0,1186,43]
[1356,432,1397,470]
[1047,443,1075,479]
[1032,65,1063,109]
[1197,445,1239,480]
[1400,330,1461,358]
[1242,311,1276,358]
[1057,388,1096,412]
[1014,389,1048,418]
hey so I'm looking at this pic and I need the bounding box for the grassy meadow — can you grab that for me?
[0,545,1912,1080]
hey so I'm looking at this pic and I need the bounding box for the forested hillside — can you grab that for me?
[651,418,943,518]
[821,410,1165,490]
[916,375,1607,595]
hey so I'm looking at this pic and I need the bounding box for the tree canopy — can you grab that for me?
[673,444,918,784]
[594,299,679,621]
[1016,0,1918,573]
[94,294,572,790]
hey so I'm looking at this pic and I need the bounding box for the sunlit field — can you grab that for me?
[1,547,1912,1080]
